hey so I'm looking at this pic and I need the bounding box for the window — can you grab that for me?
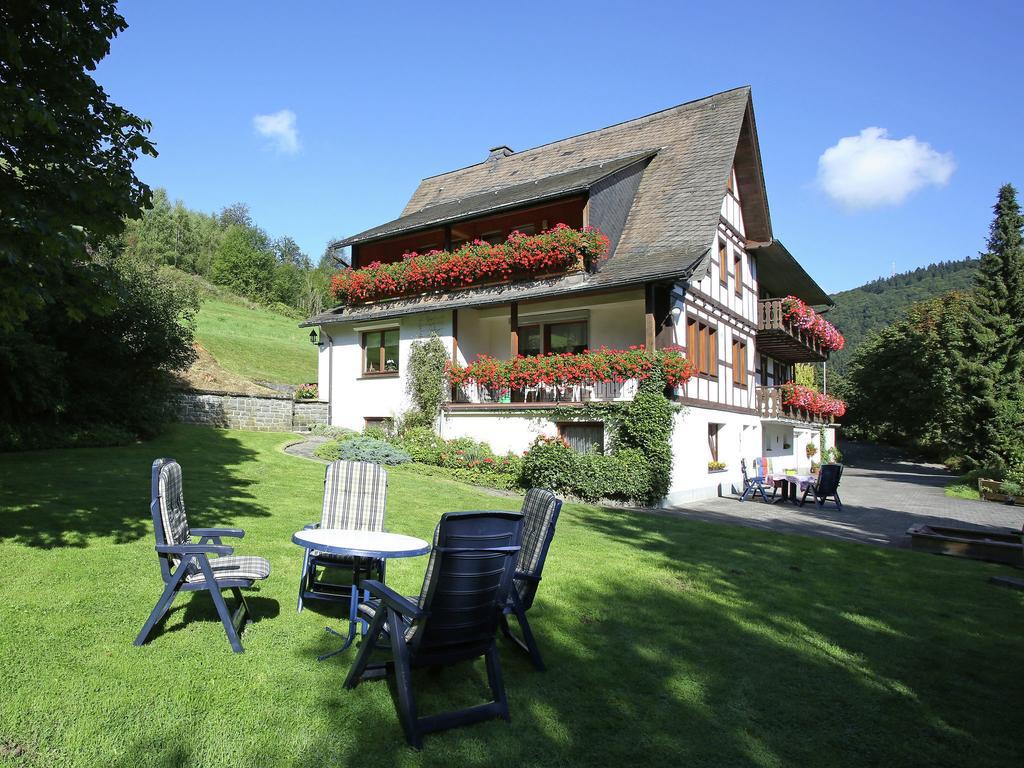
[362,328,400,375]
[558,422,604,454]
[517,318,588,356]
[510,223,537,236]
[726,169,735,196]
[708,423,721,462]
[732,339,747,387]
[517,324,542,357]
[734,251,743,297]
[546,320,588,355]
[481,230,504,245]
[686,317,718,377]
[364,416,393,432]
[719,239,728,286]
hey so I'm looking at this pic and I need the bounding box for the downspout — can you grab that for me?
[322,328,334,425]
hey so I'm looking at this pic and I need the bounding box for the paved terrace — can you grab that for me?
[661,442,1023,548]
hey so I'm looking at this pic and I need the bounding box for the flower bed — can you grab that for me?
[446,346,696,391]
[331,224,610,304]
[295,383,318,400]
[781,382,847,418]
[781,296,845,351]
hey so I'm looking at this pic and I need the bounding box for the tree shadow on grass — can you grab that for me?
[0,425,269,549]
[288,505,1024,768]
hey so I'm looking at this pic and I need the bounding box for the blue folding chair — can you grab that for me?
[739,457,774,503]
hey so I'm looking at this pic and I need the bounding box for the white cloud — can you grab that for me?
[253,109,300,154]
[816,127,954,209]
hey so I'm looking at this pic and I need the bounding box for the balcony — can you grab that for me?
[755,385,837,425]
[756,299,829,363]
[449,379,639,408]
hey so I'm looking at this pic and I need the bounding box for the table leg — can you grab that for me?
[317,565,362,661]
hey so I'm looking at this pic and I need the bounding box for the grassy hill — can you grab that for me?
[828,257,979,374]
[194,298,316,386]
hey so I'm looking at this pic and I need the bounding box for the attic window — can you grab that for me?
[719,239,728,287]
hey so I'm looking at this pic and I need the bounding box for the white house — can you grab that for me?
[304,86,840,504]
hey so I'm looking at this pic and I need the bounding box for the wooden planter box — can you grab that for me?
[978,478,1016,503]
[908,524,1023,567]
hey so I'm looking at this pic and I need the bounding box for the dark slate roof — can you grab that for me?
[751,240,834,307]
[307,86,770,326]
[334,150,658,247]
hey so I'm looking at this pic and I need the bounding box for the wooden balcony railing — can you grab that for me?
[755,385,835,424]
[756,299,829,363]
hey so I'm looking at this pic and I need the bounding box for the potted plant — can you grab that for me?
[708,461,727,473]
[1000,481,1021,505]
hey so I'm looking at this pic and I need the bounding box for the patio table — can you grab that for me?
[292,529,430,661]
[767,473,817,505]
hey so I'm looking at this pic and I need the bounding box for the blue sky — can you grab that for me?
[99,0,1023,293]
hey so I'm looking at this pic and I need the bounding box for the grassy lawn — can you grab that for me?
[1,426,1022,767]
[195,298,315,385]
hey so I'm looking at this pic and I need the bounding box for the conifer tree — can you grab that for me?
[957,184,1024,470]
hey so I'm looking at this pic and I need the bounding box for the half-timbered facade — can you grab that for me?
[304,87,838,503]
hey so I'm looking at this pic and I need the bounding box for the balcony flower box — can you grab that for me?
[331,225,610,305]
[446,346,696,394]
[781,296,845,352]
[780,382,847,420]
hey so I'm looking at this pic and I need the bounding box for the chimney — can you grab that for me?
[487,145,514,160]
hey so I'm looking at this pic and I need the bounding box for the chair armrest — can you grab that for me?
[514,570,541,583]
[362,580,423,619]
[156,543,234,556]
[191,528,244,539]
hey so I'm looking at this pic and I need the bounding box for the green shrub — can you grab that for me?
[1001,459,1024,496]
[521,436,649,504]
[616,370,677,504]
[363,424,395,441]
[397,426,446,464]
[522,436,577,493]
[0,423,137,452]
[314,437,411,465]
[439,436,495,467]
[611,448,653,502]
[310,424,357,441]
[404,334,449,429]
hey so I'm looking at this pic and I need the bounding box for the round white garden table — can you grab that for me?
[292,529,430,660]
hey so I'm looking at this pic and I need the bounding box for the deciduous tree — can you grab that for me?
[0,1,157,330]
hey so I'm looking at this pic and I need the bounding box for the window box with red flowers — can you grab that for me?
[780,382,847,422]
[780,296,846,352]
[330,225,611,305]
[447,346,695,404]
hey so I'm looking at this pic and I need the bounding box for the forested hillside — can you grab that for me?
[827,257,979,373]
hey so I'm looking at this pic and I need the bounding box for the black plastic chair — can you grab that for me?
[135,458,270,653]
[801,463,844,510]
[739,458,774,503]
[344,510,524,748]
[500,488,562,670]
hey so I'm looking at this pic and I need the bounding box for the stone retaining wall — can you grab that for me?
[175,390,328,432]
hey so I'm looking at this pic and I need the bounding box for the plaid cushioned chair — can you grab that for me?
[135,458,270,653]
[297,460,387,612]
[345,510,524,749]
[499,488,562,670]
